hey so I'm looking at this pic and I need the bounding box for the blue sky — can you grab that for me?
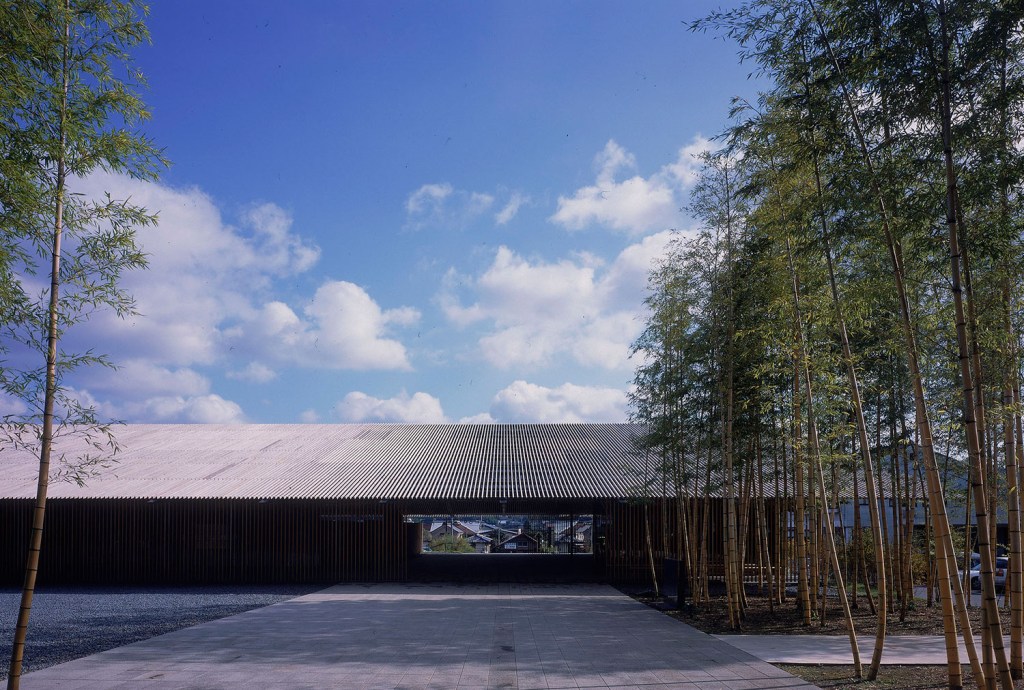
[42,2,759,424]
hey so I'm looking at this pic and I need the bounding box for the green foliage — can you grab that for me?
[428,534,475,553]
[634,9,1024,654]
[4,4,166,684]
[0,0,166,481]
[634,0,1024,497]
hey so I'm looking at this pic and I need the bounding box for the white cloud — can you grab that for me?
[405,182,494,230]
[92,360,211,398]
[301,282,418,370]
[490,381,628,423]
[73,172,322,367]
[226,362,278,383]
[242,203,321,274]
[598,230,677,310]
[439,232,674,370]
[71,385,247,424]
[569,311,640,369]
[235,281,417,371]
[458,412,496,424]
[459,244,598,367]
[663,136,715,187]
[550,136,712,235]
[335,391,447,423]
[406,183,453,215]
[0,393,30,417]
[495,192,529,225]
[50,172,417,422]
[384,306,422,327]
[64,362,249,424]
[138,394,247,424]
[299,409,320,423]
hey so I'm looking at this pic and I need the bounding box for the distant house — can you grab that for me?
[456,520,492,535]
[424,521,451,548]
[555,533,587,554]
[554,522,592,553]
[485,526,517,542]
[496,532,539,553]
[467,534,492,554]
[423,519,502,552]
[452,520,482,538]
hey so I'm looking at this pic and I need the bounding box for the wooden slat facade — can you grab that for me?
[604,497,797,585]
[0,498,406,585]
[0,495,791,586]
[0,424,795,586]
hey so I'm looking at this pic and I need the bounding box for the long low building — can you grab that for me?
[0,423,688,585]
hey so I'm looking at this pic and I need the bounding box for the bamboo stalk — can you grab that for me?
[786,238,861,676]
[805,2,981,683]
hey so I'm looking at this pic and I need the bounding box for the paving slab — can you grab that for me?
[20,583,817,689]
[715,633,1013,665]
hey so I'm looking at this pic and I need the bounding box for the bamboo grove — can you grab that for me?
[629,1,1024,688]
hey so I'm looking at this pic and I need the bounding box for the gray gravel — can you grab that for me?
[0,584,321,679]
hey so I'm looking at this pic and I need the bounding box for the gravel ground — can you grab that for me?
[0,584,322,679]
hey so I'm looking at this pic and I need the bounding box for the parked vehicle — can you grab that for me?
[995,556,1009,591]
[960,554,1011,592]
[957,553,980,591]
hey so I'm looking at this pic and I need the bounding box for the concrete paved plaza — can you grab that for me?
[716,632,1007,665]
[20,583,816,689]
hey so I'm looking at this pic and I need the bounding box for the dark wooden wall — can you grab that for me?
[0,497,779,586]
[0,498,406,585]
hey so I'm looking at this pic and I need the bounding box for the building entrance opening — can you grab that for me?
[406,514,599,582]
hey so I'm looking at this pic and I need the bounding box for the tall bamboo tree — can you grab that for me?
[2,2,164,687]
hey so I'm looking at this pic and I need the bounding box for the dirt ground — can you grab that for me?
[631,585,987,637]
[626,586,1012,690]
[778,664,983,689]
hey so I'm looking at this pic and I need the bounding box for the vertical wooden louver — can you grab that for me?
[0,424,807,586]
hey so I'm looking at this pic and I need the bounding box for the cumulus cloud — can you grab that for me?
[490,380,628,423]
[405,182,494,230]
[233,281,417,371]
[447,244,598,367]
[495,192,529,225]
[598,230,679,310]
[226,362,278,383]
[67,363,247,424]
[550,136,712,235]
[0,393,30,417]
[52,171,417,422]
[299,409,320,423]
[136,394,247,424]
[439,231,674,370]
[90,360,211,398]
[406,183,453,214]
[458,412,496,424]
[72,387,247,424]
[663,136,715,187]
[73,171,323,367]
[335,391,447,423]
[242,203,321,275]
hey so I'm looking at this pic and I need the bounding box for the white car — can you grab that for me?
[957,553,980,591]
[960,554,1011,592]
[995,556,1009,591]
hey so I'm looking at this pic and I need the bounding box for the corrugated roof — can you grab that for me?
[0,423,651,501]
